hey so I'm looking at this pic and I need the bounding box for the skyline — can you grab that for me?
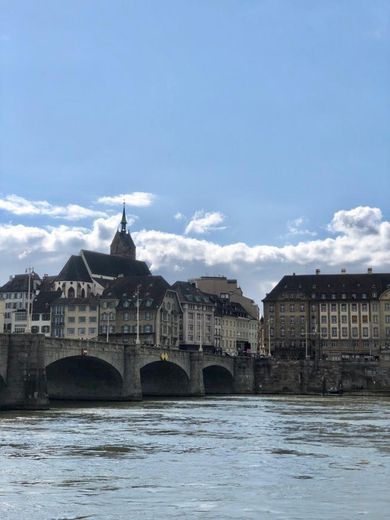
[1,1,389,306]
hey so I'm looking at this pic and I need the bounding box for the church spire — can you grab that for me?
[121,202,127,233]
[110,202,136,260]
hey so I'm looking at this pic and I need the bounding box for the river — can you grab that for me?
[0,396,389,519]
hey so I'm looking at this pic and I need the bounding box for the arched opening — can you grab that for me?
[141,361,190,396]
[203,365,234,394]
[46,356,123,400]
[80,288,86,298]
[67,287,75,298]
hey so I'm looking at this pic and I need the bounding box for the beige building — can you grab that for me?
[172,281,215,350]
[51,298,100,340]
[263,269,390,360]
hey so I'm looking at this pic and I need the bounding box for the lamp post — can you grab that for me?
[25,267,34,333]
[135,285,141,346]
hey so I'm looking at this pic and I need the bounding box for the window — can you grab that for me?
[289,317,295,325]
[321,304,326,312]
[67,328,75,335]
[352,327,358,338]
[331,304,336,312]
[88,327,96,335]
[385,303,390,311]
[79,305,86,312]
[341,303,347,312]
[31,326,39,334]
[89,305,97,311]
[78,328,86,335]
[290,304,295,312]
[362,327,369,338]
[351,315,357,324]
[321,327,327,337]
[89,316,97,323]
[373,315,378,323]
[122,325,130,333]
[144,325,153,333]
[280,304,285,313]
[269,305,274,313]
[321,315,327,324]
[373,327,379,338]
[68,316,75,323]
[78,316,86,323]
[351,304,357,312]
[341,293,346,300]
[331,327,337,337]
[385,316,390,324]
[331,316,337,324]
[342,327,348,337]
[362,315,368,323]
[123,312,130,321]
[362,303,368,312]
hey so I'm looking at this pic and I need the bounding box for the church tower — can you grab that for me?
[110,203,136,260]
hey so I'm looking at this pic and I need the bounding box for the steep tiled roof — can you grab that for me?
[32,290,62,313]
[206,293,249,318]
[82,250,150,278]
[171,281,214,305]
[263,273,390,302]
[56,256,93,283]
[102,275,170,309]
[0,272,41,293]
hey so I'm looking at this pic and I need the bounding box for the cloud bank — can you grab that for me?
[0,205,389,307]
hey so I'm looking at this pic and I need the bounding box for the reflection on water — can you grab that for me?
[1,396,390,519]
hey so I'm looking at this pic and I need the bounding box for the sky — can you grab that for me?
[0,0,389,309]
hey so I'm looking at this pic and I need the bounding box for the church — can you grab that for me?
[54,204,151,299]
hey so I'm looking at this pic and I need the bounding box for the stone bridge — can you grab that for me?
[0,334,255,409]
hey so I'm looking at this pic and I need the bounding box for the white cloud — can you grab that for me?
[174,212,184,221]
[97,192,155,207]
[1,206,389,308]
[328,206,382,236]
[184,211,226,234]
[0,194,107,220]
[286,217,317,237]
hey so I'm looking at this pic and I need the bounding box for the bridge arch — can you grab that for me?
[46,355,123,400]
[140,360,190,396]
[203,364,234,394]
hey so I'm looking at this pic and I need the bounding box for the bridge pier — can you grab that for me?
[233,356,255,394]
[189,352,205,397]
[0,334,49,410]
[122,345,142,400]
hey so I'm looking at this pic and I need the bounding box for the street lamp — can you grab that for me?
[25,267,34,333]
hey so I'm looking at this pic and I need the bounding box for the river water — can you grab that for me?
[0,395,389,520]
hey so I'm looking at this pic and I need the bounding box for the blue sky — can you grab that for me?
[1,1,389,306]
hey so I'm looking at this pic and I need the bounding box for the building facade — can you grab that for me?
[100,276,182,347]
[172,281,215,351]
[263,270,390,360]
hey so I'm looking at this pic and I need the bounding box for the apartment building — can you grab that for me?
[51,297,100,339]
[100,275,182,348]
[263,269,390,360]
[0,272,41,332]
[172,281,215,351]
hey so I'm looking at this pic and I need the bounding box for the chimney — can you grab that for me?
[341,268,346,274]
[315,269,321,275]
[367,267,373,274]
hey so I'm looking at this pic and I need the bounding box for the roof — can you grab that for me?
[102,275,171,309]
[263,273,390,302]
[171,281,214,305]
[56,256,93,283]
[39,275,57,291]
[206,293,250,318]
[0,272,41,293]
[51,297,100,306]
[82,250,150,278]
[32,290,62,313]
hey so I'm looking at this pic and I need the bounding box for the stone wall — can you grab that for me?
[255,358,390,394]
